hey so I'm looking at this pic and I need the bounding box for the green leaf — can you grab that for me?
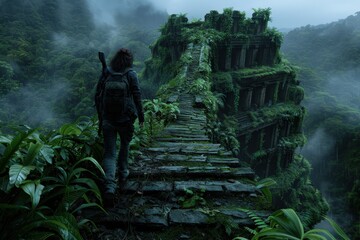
[0,175,10,192]
[9,164,36,187]
[72,178,101,199]
[303,230,331,240]
[324,216,350,240]
[59,123,82,136]
[269,209,304,238]
[22,215,83,240]
[0,129,37,171]
[182,196,199,208]
[24,142,43,166]
[49,213,83,240]
[256,178,277,189]
[0,203,30,211]
[254,228,299,240]
[72,157,105,176]
[21,180,45,208]
[40,145,54,164]
[26,232,56,240]
[71,202,104,214]
[0,135,11,144]
[58,186,88,212]
[60,148,69,161]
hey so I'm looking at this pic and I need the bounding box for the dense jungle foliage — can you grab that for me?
[282,12,360,238]
[0,0,355,238]
[0,0,167,129]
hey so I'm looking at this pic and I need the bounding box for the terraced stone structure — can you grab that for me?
[92,9,327,239]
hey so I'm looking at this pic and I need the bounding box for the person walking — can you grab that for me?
[95,48,144,207]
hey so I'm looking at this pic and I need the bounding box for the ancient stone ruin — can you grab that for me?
[89,9,327,239]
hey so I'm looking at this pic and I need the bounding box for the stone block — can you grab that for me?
[174,181,224,192]
[169,209,208,224]
[223,182,256,193]
[142,181,173,192]
[167,94,179,103]
[157,166,187,174]
[208,157,240,167]
[134,207,169,227]
[123,181,140,192]
[194,95,206,108]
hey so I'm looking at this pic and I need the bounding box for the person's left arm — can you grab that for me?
[128,71,144,124]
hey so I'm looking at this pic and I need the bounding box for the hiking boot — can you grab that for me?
[103,192,115,208]
[118,177,127,192]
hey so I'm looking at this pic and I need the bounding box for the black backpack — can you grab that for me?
[101,68,132,119]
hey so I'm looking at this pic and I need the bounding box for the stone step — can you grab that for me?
[155,136,210,142]
[146,146,224,155]
[87,203,268,230]
[153,142,221,149]
[176,116,206,122]
[164,126,205,132]
[157,132,208,139]
[177,115,205,121]
[167,94,179,103]
[174,121,206,126]
[179,109,204,115]
[138,154,243,168]
[129,166,255,181]
[175,120,206,125]
[143,154,207,162]
[208,156,242,167]
[123,179,258,195]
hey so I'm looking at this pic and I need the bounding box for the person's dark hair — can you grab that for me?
[110,48,133,72]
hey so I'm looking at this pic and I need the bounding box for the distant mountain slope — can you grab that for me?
[283,12,360,72]
[0,0,167,127]
[281,12,360,238]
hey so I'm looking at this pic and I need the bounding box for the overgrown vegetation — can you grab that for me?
[1,3,354,238]
[0,118,104,239]
[0,0,166,128]
[283,12,360,237]
[235,208,350,240]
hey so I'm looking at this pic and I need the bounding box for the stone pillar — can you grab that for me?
[252,45,259,66]
[232,12,240,33]
[251,87,261,108]
[283,81,289,102]
[262,47,268,65]
[225,46,232,70]
[245,48,252,68]
[273,82,280,104]
[265,83,276,106]
[232,47,241,69]
[278,81,289,102]
[269,45,276,65]
[239,46,246,68]
[273,124,279,147]
[286,121,292,136]
[245,88,253,109]
[259,86,266,107]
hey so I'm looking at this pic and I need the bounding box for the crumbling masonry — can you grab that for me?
[90,9,328,239]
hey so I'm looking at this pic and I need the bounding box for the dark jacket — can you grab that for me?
[95,68,144,124]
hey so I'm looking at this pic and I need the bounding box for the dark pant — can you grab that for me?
[102,120,134,194]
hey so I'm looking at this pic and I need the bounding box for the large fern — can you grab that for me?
[0,119,105,239]
[236,208,350,240]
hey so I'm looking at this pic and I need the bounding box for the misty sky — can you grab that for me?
[93,0,359,29]
[153,0,359,28]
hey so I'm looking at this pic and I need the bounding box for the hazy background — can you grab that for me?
[0,0,359,237]
[87,0,360,30]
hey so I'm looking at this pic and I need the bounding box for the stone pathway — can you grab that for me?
[89,44,266,239]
